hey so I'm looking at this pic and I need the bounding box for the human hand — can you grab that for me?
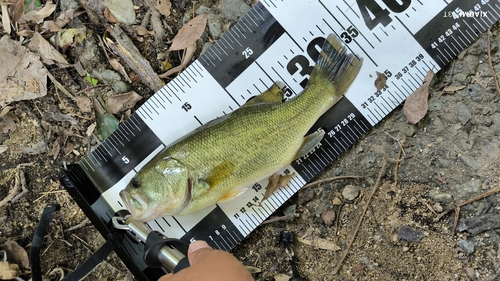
[158,240,255,281]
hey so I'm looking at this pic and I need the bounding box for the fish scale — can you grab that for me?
[61,0,500,280]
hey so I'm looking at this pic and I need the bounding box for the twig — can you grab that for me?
[301,175,361,190]
[47,71,74,99]
[64,218,91,232]
[0,168,28,206]
[487,27,500,95]
[419,198,437,216]
[393,136,405,187]
[332,159,387,274]
[261,213,299,225]
[452,186,500,233]
[11,169,28,203]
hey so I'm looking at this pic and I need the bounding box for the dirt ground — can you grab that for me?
[1,0,500,281]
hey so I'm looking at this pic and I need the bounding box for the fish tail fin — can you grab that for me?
[310,34,363,95]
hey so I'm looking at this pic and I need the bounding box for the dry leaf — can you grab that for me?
[442,85,465,94]
[105,91,143,114]
[28,32,69,66]
[0,261,21,280]
[402,70,434,124]
[156,0,171,17]
[24,1,56,23]
[8,0,24,22]
[109,58,132,83]
[298,187,314,205]
[374,71,387,91]
[169,14,207,51]
[0,113,16,133]
[50,28,87,51]
[321,209,336,226]
[159,43,196,77]
[0,145,8,154]
[103,7,120,24]
[0,106,13,117]
[134,25,155,36]
[74,96,93,113]
[86,123,96,136]
[296,236,341,251]
[2,4,11,34]
[0,35,48,107]
[4,240,29,269]
[102,0,136,25]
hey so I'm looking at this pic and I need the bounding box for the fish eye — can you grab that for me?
[131,178,141,188]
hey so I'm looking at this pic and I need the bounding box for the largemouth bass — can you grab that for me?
[120,34,362,222]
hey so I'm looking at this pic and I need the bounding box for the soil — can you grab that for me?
[1,1,500,281]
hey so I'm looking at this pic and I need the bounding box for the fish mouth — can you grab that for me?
[119,190,148,219]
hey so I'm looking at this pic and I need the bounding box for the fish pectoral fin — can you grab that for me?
[293,129,325,160]
[243,81,286,107]
[218,185,247,203]
[203,160,234,188]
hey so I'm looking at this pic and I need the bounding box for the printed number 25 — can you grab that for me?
[242,47,253,59]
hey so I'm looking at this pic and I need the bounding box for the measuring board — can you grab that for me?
[61,0,500,279]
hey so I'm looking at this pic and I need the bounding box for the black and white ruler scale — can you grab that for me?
[61,0,500,279]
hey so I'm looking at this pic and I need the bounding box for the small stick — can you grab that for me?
[487,27,500,95]
[261,213,299,225]
[301,175,361,189]
[64,218,91,232]
[452,186,500,233]
[332,159,387,274]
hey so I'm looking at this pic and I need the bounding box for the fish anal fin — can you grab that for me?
[218,186,247,202]
[243,81,286,106]
[293,129,325,160]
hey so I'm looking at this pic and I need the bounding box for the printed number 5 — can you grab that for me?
[242,47,253,59]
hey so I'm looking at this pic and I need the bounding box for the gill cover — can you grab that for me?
[120,157,193,222]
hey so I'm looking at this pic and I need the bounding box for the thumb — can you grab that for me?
[187,240,213,264]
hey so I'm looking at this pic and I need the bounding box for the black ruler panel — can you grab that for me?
[79,114,163,192]
[180,206,244,251]
[199,1,286,88]
[413,0,500,68]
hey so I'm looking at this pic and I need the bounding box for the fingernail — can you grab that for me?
[189,240,212,253]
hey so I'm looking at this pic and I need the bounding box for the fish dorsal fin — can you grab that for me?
[293,129,325,160]
[203,160,234,189]
[243,81,286,107]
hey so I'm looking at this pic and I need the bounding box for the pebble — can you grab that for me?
[332,197,342,205]
[218,0,251,21]
[432,202,443,213]
[342,185,359,201]
[457,239,477,254]
[459,155,480,170]
[457,103,472,125]
[466,84,484,102]
[428,191,452,204]
[456,179,482,193]
[398,225,425,242]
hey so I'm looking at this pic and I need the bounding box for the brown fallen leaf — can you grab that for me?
[321,209,336,226]
[105,91,143,114]
[156,0,171,17]
[159,42,196,78]
[74,96,93,113]
[2,3,11,34]
[261,172,294,201]
[4,240,29,269]
[24,1,56,23]
[0,36,48,107]
[374,71,387,91]
[298,187,314,205]
[169,14,207,51]
[0,261,21,280]
[134,25,155,36]
[109,58,132,83]
[442,85,466,94]
[296,236,341,251]
[8,0,24,22]
[28,32,69,66]
[402,69,434,124]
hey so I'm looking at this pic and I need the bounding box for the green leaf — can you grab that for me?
[24,0,41,14]
[86,73,98,86]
